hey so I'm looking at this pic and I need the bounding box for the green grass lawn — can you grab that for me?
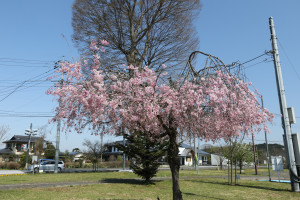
[0,169,298,200]
[0,168,272,185]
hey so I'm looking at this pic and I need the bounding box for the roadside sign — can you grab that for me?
[271,156,283,171]
[32,156,38,163]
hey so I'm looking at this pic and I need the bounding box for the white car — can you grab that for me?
[29,160,65,173]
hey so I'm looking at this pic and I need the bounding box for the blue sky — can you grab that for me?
[0,0,300,151]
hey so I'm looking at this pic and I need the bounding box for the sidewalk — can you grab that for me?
[0,170,26,176]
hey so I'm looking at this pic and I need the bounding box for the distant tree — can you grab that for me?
[2,153,16,162]
[72,148,81,153]
[19,153,32,168]
[233,143,253,174]
[0,125,10,144]
[36,125,52,159]
[63,150,71,163]
[44,143,55,159]
[83,139,102,171]
[116,131,168,183]
[72,0,200,75]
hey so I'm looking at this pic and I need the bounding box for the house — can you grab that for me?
[102,140,129,161]
[103,140,211,166]
[0,135,48,162]
[211,154,228,166]
[69,152,85,163]
[179,143,210,166]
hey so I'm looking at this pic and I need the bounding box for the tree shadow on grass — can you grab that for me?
[185,179,290,192]
[183,192,225,200]
[100,178,161,185]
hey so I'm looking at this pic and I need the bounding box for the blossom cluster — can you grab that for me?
[48,41,274,141]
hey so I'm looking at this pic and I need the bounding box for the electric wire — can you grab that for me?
[277,39,300,81]
[0,71,56,96]
[239,51,272,66]
[0,68,56,103]
[0,57,54,63]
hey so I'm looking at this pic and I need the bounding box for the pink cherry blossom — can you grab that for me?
[47,41,274,199]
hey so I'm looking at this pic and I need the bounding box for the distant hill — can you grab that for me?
[255,143,286,163]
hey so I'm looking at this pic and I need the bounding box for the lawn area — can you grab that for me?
[0,168,269,185]
[0,169,298,199]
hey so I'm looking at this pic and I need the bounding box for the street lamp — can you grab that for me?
[25,123,37,169]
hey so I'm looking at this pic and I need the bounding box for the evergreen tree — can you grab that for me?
[116,131,168,183]
[44,143,55,159]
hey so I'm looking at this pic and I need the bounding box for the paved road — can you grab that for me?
[0,170,26,175]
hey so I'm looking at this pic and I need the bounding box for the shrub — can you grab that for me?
[19,153,31,168]
[6,162,20,169]
[108,155,117,161]
[0,162,5,169]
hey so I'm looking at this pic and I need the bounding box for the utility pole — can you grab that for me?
[54,56,64,173]
[25,123,37,169]
[261,96,271,181]
[252,133,258,175]
[194,135,197,171]
[269,17,299,191]
[123,134,126,170]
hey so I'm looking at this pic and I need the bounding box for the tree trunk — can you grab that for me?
[239,161,243,174]
[230,156,233,185]
[234,159,237,185]
[167,130,183,200]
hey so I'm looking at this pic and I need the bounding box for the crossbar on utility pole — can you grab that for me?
[269,17,299,191]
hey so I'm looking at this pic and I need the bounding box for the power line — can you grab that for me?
[0,63,52,68]
[0,114,55,118]
[239,50,272,66]
[277,39,300,81]
[0,57,54,63]
[0,71,56,96]
[0,68,56,103]
[243,58,273,69]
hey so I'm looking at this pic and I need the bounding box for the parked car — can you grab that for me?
[28,160,65,173]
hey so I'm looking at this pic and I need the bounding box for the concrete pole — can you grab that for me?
[261,96,272,181]
[252,133,258,175]
[194,135,197,170]
[55,56,64,173]
[25,123,33,170]
[269,17,299,191]
[123,135,125,170]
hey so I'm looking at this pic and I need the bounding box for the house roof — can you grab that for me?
[0,148,13,154]
[3,135,43,144]
[180,143,192,149]
[179,148,191,157]
[69,152,82,156]
[105,140,129,147]
[180,143,210,155]
[197,149,210,155]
